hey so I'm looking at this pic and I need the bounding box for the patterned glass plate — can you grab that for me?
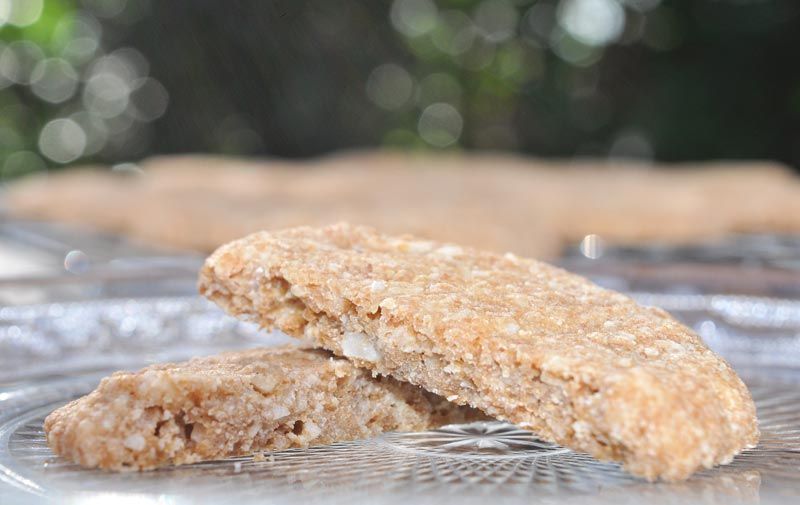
[2,295,800,505]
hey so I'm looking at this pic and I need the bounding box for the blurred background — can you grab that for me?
[1,0,800,183]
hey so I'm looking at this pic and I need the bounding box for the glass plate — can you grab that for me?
[2,295,800,505]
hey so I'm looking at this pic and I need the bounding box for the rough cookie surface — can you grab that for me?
[199,223,759,481]
[44,346,481,471]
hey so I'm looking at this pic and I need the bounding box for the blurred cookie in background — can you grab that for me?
[5,151,800,260]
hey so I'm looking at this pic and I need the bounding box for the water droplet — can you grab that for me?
[64,250,90,274]
[580,234,605,259]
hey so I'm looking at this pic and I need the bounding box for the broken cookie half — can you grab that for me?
[199,223,759,481]
[44,346,482,470]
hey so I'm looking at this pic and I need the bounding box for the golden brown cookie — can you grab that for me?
[199,223,759,481]
[44,345,482,471]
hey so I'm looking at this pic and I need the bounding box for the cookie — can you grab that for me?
[199,223,759,481]
[44,346,482,470]
[7,152,800,259]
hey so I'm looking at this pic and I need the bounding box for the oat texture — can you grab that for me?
[199,223,759,481]
[44,346,482,471]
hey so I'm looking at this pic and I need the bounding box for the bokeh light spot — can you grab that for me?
[5,0,43,27]
[69,111,108,156]
[30,58,79,104]
[390,0,438,38]
[83,72,131,118]
[90,53,141,84]
[129,77,169,121]
[366,63,414,110]
[418,103,463,147]
[431,10,475,56]
[557,0,625,47]
[0,40,44,84]
[0,43,17,89]
[0,2,10,28]
[58,14,102,65]
[111,47,150,79]
[550,29,603,66]
[38,119,87,164]
[522,2,557,43]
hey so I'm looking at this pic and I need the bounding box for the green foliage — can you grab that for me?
[0,1,77,181]
[2,0,799,180]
